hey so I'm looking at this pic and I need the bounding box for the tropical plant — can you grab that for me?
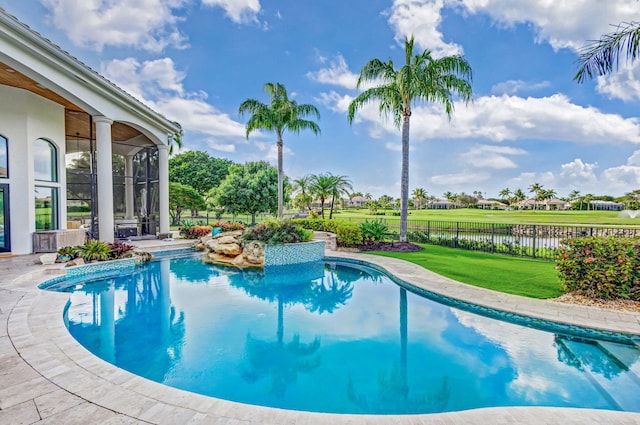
[239,82,321,218]
[412,187,427,209]
[108,240,135,259]
[78,239,112,262]
[241,220,313,245]
[360,219,391,244]
[327,174,353,219]
[292,175,313,211]
[348,36,473,242]
[499,188,511,203]
[574,21,640,83]
[57,245,79,258]
[309,173,334,219]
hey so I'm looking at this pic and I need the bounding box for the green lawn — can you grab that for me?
[335,208,640,226]
[369,244,563,299]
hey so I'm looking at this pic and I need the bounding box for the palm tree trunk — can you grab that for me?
[277,137,284,219]
[400,114,410,242]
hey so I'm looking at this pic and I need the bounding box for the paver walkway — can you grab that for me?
[1,242,640,424]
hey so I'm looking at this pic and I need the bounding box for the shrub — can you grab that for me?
[57,245,80,258]
[360,219,391,244]
[109,240,135,259]
[556,237,639,300]
[293,218,362,247]
[242,219,312,245]
[78,239,112,262]
[179,219,212,239]
[211,221,246,231]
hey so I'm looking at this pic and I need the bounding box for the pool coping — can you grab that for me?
[2,248,640,424]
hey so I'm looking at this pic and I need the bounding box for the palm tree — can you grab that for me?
[309,173,334,219]
[528,183,543,211]
[574,21,640,82]
[499,188,511,204]
[443,191,455,202]
[239,82,321,218]
[292,175,313,211]
[412,187,427,210]
[327,174,353,219]
[348,36,473,242]
[568,189,581,210]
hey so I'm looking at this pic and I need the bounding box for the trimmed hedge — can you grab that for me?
[292,218,362,246]
[556,236,640,300]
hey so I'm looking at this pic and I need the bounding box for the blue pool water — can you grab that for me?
[55,253,640,414]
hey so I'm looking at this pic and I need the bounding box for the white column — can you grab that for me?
[158,144,170,234]
[124,155,135,220]
[95,116,114,243]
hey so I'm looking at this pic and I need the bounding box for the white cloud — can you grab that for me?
[102,57,246,142]
[315,91,354,113]
[201,0,261,24]
[559,159,598,185]
[460,144,526,169]
[491,80,551,96]
[307,55,359,89]
[207,141,236,153]
[596,61,640,101]
[387,0,463,57]
[350,93,640,145]
[430,171,490,185]
[449,0,638,52]
[41,0,188,52]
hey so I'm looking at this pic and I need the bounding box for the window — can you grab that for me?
[0,135,7,178]
[34,138,57,182]
[35,186,58,230]
[34,139,59,230]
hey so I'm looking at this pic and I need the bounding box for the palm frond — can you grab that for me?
[575,21,640,83]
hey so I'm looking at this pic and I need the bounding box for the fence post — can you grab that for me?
[427,220,430,243]
[532,225,537,259]
[491,223,495,253]
[455,222,459,248]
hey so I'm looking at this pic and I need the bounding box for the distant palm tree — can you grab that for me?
[499,188,511,203]
[574,21,640,82]
[327,174,353,219]
[513,188,526,204]
[364,192,373,200]
[309,173,334,219]
[584,193,594,211]
[443,191,455,202]
[239,82,321,218]
[528,183,543,211]
[348,36,473,242]
[292,175,313,211]
[412,187,427,209]
[568,189,581,210]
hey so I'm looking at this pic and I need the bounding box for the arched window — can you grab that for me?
[34,139,59,230]
[0,135,7,178]
[34,138,57,182]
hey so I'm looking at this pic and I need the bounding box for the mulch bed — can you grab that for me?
[552,293,640,313]
[350,242,424,253]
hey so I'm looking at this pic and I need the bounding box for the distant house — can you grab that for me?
[427,199,461,209]
[477,199,507,210]
[514,198,570,210]
[589,200,625,211]
[345,195,369,208]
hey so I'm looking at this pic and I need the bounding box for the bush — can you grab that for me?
[78,239,112,262]
[242,219,312,245]
[210,221,246,231]
[109,240,135,259]
[293,218,362,247]
[179,219,212,239]
[360,219,391,244]
[556,237,640,300]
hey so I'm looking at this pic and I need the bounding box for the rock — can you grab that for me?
[66,257,85,267]
[39,253,57,265]
[214,242,243,256]
[216,235,239,245]
[242,241,265,265]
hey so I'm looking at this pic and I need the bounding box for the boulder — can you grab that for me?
[214,242,243,256]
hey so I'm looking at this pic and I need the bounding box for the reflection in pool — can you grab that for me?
[58,253,640,414]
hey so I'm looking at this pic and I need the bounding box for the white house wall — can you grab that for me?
[0,85,65,254]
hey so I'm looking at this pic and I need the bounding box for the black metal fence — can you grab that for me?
[347,218,640,261]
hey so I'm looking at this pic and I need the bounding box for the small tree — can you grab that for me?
[209,161,287,225]
[169,182,205,226]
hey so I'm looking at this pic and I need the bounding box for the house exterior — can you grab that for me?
[345,195,369,207]
[426,199,461,209]
[514,198,570,210]
[0,8,180,254]
[477,199,507,210]
[589,200,625,211]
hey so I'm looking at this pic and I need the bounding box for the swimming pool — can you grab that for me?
[51,252,640,414]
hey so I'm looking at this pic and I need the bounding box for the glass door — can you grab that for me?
[0,184,10,252]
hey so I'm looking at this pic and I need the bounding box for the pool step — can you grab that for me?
[559,337,640,411]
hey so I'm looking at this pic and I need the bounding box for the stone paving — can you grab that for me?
[1,242,640,424]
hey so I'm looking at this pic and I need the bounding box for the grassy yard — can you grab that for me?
[368,244,563,299]
[335,208,640,226]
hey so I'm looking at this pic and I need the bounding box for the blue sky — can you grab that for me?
[4,0,640,200]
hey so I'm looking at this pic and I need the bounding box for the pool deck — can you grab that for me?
[1,240,640,424]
